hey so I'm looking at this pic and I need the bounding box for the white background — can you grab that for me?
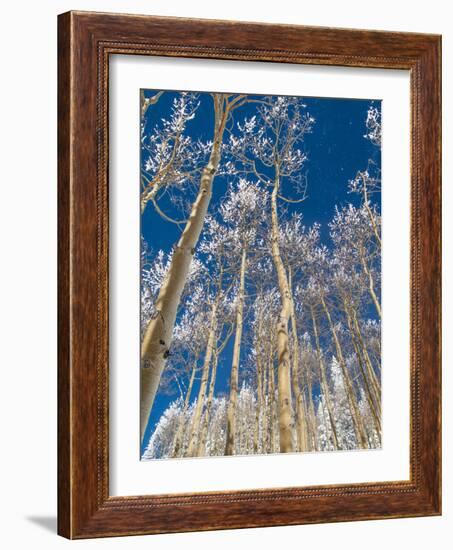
[0,0,450,548]
[110,57,410,495]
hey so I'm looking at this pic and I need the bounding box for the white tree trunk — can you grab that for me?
[351,308,381,396]
[225,247,247,455]
[310,306,339,450]
[288,270,309,452]
[140,97,229,442]
[362,177,382,248]
[269,176,294,453]
[268,356,278,453]
[360,252,381,319]
[254,356,264,454]
[171,359,197,458]
[186,302,218,457]
[345,306,381,436]
[321,296,369,448]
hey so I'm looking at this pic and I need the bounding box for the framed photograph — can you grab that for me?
[58,11,441,539]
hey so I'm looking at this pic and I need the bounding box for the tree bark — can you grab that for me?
[310,306,340,450]
[305,360,318,451]
[361,173,382,248]
[288,269,309,452]
[360,252,381,319]
[268,356,278,453]
[320,295,369,448]
[269,174,294,453]
[343,303,381,435]
[254,306,266,454]
[140,95,229,442]
[196,324,232,456]
[196,347,219,456]
[261,350,268,452]
[254,355,263,454]
[172,358,197,457]
[186,301,218,457]
[351,308,381,397]
[225,247,247,455]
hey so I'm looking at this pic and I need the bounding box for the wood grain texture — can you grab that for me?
[57,10,442,539]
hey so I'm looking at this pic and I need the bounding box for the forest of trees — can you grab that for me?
[139,91,382,459]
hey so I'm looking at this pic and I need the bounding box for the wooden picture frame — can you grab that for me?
[58,10,441,539]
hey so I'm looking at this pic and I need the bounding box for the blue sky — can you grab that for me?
[140,90,381,453]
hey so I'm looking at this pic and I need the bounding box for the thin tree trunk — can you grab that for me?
[293,369,309,453]
[288,269,309,452]
[225,247,247,455]
[305,362,318,451]
[197,325,233,456]
[348,307,381,409]
[310,306,340,450]
[254,356,263,453]
[320,295,369,448]
[269,174,294,453]
[266,335,275,453]
[186,301,218,457]
[318,392,335,450]
[361,174,382,248]
[360,252,381,319]
[343,302,381,435]
[351,308,381,396]
[268,355,278,453]
[140,95,230,442]
[254,304,266,453]
[196,348,219,456]
[262,349,268,452]
[172,357,198,457]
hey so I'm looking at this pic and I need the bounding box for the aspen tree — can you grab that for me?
[288,269,309,452]
[220,180,267,455]
[197,326,233,456]
[310,305,340,449]
[320,294,369,448]
[186,300,219,457]
[225,247,247,454]
[227,96,314,452]
[140,94,246,442]
[172,358,197,457]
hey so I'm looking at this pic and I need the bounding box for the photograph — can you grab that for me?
[0,0,444,544]
[139,89,382,460]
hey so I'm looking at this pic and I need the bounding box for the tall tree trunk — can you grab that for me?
[320,295,369,448]
[346,304,381,405]
[268,355,278,453]
[351,308,381,395]
[288,269,309,452]
[172,357,198,457]
[254,305,265,453]
[196,347,219,456]
[197,325,232,456]
[310,306,340,450]
[254,355,263,454]
[140,95,230,442]
[225,247,247,455]
[360,252,381,319]
[260,352,269,453]
[186,301,218,457]
[269,175,294,453]
[343,302,381,435]
[305,361,318,451]
[361,174,382,248]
